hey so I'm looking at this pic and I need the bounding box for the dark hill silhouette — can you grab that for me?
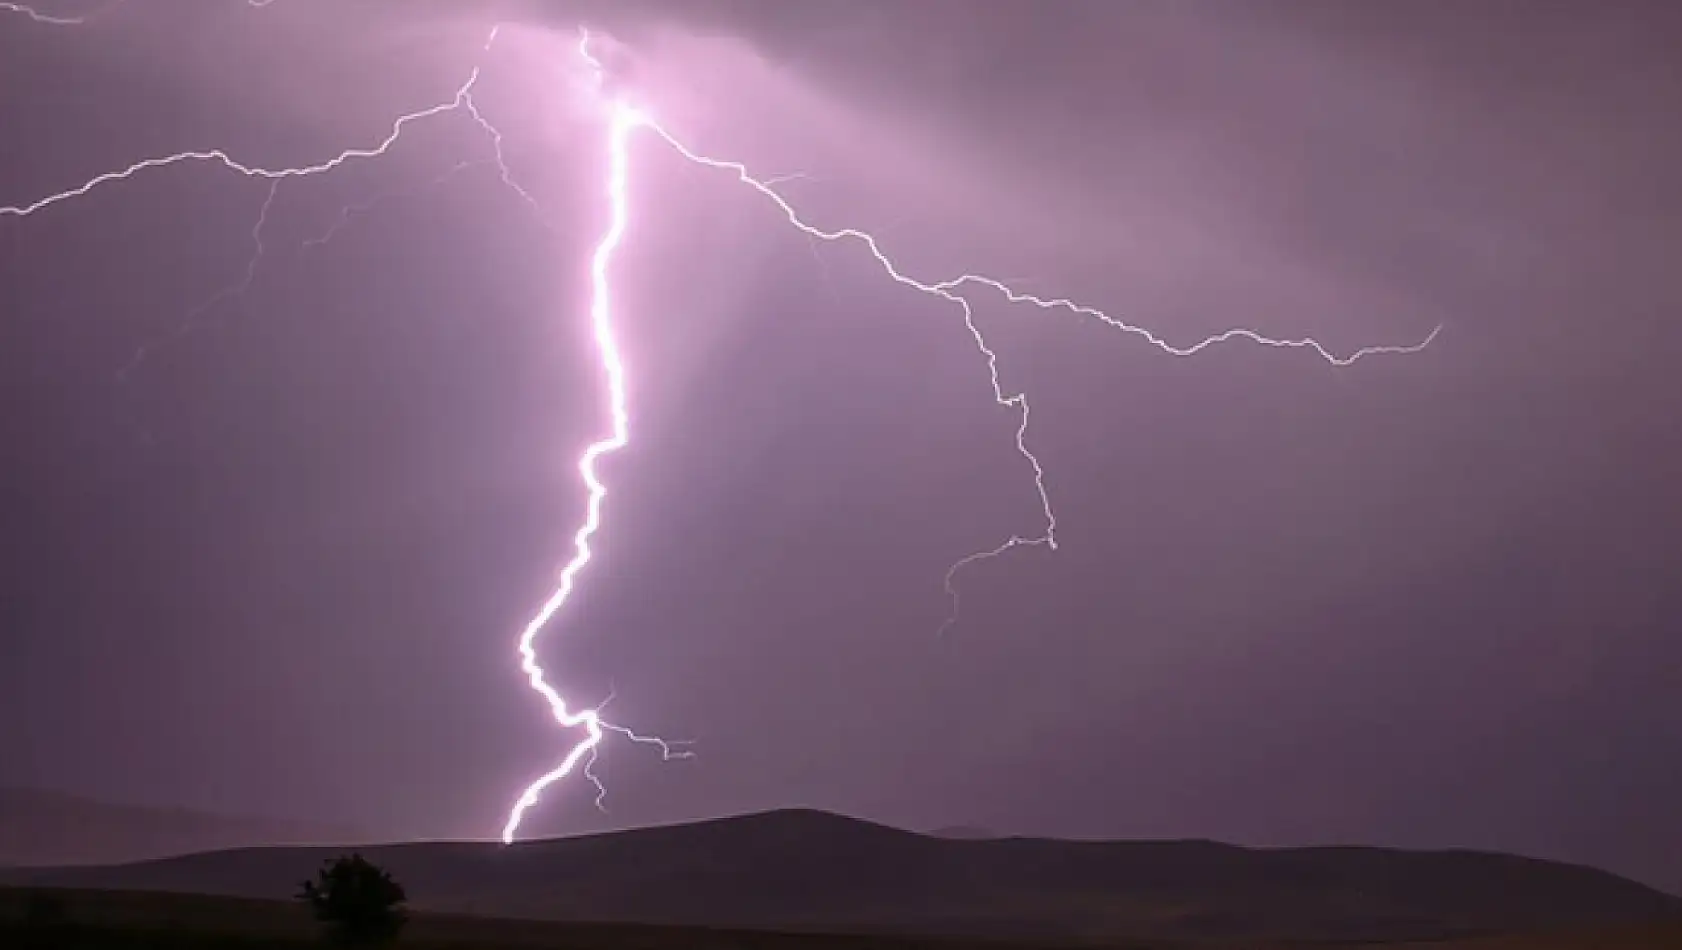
[0,787,366,868]
[5,808,1678,944]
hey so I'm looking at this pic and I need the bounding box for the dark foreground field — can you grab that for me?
[0,886,1010,950]
[3,886,1682,950]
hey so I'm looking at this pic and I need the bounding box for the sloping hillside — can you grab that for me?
[926,825,1000,840]
[0,788,365,868]
[7,809,1678,944]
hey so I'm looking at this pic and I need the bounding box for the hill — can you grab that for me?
[0,788,365,868]
[6,809,1678,944]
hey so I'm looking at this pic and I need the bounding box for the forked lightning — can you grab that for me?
[0,7,1439,843]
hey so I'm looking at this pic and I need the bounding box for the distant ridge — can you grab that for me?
[0,787,366,868]
[6,807,1678,944]
[926,824,1000,839]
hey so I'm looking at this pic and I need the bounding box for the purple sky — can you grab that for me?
[2,0,1679,893]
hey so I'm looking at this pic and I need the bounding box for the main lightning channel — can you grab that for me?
[499,100,698,845]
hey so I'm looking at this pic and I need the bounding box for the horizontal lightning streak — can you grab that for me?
[0,59,486,387]
[631,121,1441,635]
[0,70,483,219]
[0,2,82,25]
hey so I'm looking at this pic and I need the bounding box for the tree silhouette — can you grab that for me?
[297,853,408,945]
[22,891,68,929]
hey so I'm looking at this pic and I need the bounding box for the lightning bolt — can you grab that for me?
[0,1,134,26]
[2,20,692,840]
[2,13,1439,846]
[0,73,480,220]
[300,158,490,250]
[117,179,279,383]
[498,90,698,845]
[499,28,1439,841]
[0,2,81,25]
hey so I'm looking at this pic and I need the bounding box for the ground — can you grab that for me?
[3,887,1680,950]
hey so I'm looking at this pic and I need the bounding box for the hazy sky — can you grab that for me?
[2,0,1678,894]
